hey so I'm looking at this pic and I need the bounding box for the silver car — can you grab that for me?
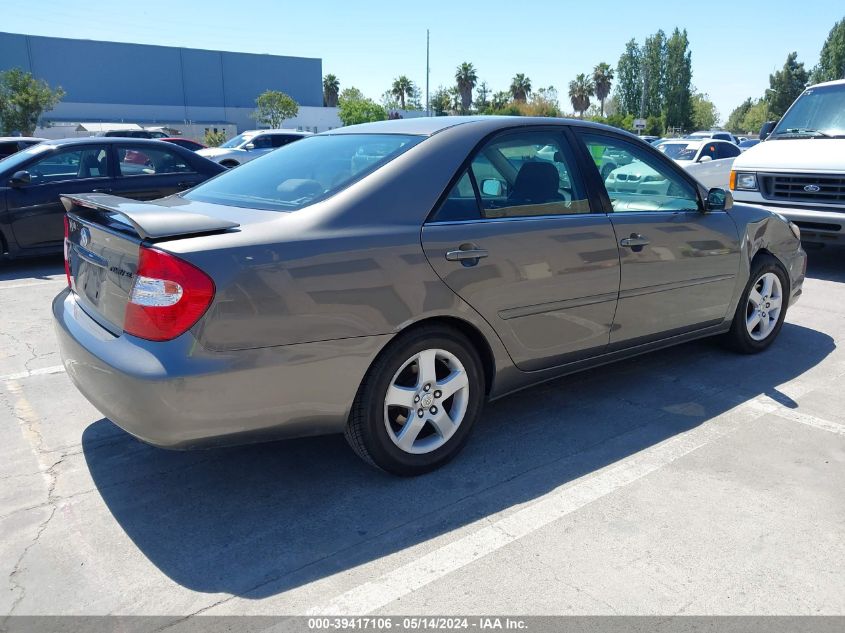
[54,117,807,475]
[196,129,312,168]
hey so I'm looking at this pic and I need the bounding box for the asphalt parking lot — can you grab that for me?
[1,248,844,617]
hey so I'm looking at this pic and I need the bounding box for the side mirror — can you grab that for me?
[698,155,713,163]
[244,143,255,151]
[759,120,778,140]
[480,179,505,197]
[705,187,732,212]
[9,170,31,187]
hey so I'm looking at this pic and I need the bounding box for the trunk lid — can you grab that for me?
[62,193,239,334]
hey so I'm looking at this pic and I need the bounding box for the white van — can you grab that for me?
[730,79,845,243]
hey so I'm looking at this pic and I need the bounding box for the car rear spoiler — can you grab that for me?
[60,193,240,240]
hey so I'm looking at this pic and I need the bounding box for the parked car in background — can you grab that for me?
[197,129,312,167]
[0,138,224,259]
[686,130,740,144]
[54,116,804,475]
[161,137,207,151]
[731,79,845,244]
[656,138,741,189]
[97,129,169,139]
[738,139,761,151]
[638,135,661,144]
[0,137,47,160]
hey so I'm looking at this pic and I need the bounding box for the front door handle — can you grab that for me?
[445,245,488,265]
[619,233,650,249]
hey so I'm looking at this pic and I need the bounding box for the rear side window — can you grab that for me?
[0,142,18,156]
[432,129,589,222]
[715,142,740,159]
[117,145,194,176]
[250,135,273,149]
[271,135,300,148]
[184,133,423,211]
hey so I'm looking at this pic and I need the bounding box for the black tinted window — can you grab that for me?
[715,143,740,159]
[271,135,299,148]
[27,146,110,183]
[117,145,194,176]
[468,131,588,218]
[434,170,480,222]
[250,136,273,149]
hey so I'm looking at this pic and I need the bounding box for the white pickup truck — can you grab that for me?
[730,79,845,244]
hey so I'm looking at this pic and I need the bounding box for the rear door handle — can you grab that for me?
[619,233,650,249]
[445,247,488,264]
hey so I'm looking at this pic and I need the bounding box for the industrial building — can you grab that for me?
[0,31,343,138]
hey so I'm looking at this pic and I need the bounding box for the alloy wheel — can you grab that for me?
[746,272,783,341]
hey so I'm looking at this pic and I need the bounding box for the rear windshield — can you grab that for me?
[184,133,423,211]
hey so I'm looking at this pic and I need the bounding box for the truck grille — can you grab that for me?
[761,173,845,204]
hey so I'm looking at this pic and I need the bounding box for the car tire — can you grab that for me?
[724,254,789,354]
[345,325,486,476]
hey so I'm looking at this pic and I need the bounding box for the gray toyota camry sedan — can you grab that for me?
[54,117,806,475]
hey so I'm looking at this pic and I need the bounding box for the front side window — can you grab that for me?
[580,133,699,213]
[250,135,273,149]
[26,146,110,183]
[117,146,194,176]
[220,134,249,149]
[184,133,423,212]
[714,142,740,160]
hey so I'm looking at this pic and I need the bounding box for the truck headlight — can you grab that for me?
[730,171,759,191]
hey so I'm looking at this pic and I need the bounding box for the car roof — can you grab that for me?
[241,129,313,136]
[0,136,47,142]
[322,115,646,139]
[31,137,192,148]
[663,139,702,148]
[809,78,845,89]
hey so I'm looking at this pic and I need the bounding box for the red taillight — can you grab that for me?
[63,215,72,288]
[124,247,215,341]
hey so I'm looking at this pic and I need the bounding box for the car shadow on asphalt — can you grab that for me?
[804,245,845,283]
[0,255,64,282]
[81,321,834,600]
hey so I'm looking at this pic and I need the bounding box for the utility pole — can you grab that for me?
[426,29,430,117]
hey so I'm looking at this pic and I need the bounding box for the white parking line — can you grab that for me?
[307,397,769,616]
[0,280,65,291]
[0,365,66,382]
[746,399,845,436]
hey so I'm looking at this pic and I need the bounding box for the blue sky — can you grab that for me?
[4,1,843,122]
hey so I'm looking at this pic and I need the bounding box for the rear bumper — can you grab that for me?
[741,202,845,243]
[53,289,389,448]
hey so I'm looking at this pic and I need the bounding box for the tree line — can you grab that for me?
[725,16,845,134]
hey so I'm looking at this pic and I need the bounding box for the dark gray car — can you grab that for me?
[53,117,807,475]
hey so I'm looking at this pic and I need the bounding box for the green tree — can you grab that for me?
[0,68,65,135]
[690,92,719,130]
[390,75,415,110]
[323,74,340,107]
[519,86,561,117]
[568,73,595,118]
[811,17,845,83]
[767,52,809,118]
[663,28,693,130]
[430,86,451,116]
[740,99,770,134]
[337,89,387,126]
[509,74,532,102]
[203,129,227,147]
[491,90,511,110]
[725,98,754,133]
[475,81,491,110]
[616,39,642,116]
[592,63,614,117]
[641,30,667,117]
[455,62,478,113]
[252,90,299,128]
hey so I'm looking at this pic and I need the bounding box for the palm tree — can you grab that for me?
[454,62,478,113]
[592,63,614,117]
[391,76,414,110]
[568,73,595,118]
[510,74,532,102]
[323,74,340,107]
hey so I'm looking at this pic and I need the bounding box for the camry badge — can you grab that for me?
[803,184,821,193]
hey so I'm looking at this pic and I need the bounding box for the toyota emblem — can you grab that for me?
[803,184,821,193]
[80,226,91,248]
